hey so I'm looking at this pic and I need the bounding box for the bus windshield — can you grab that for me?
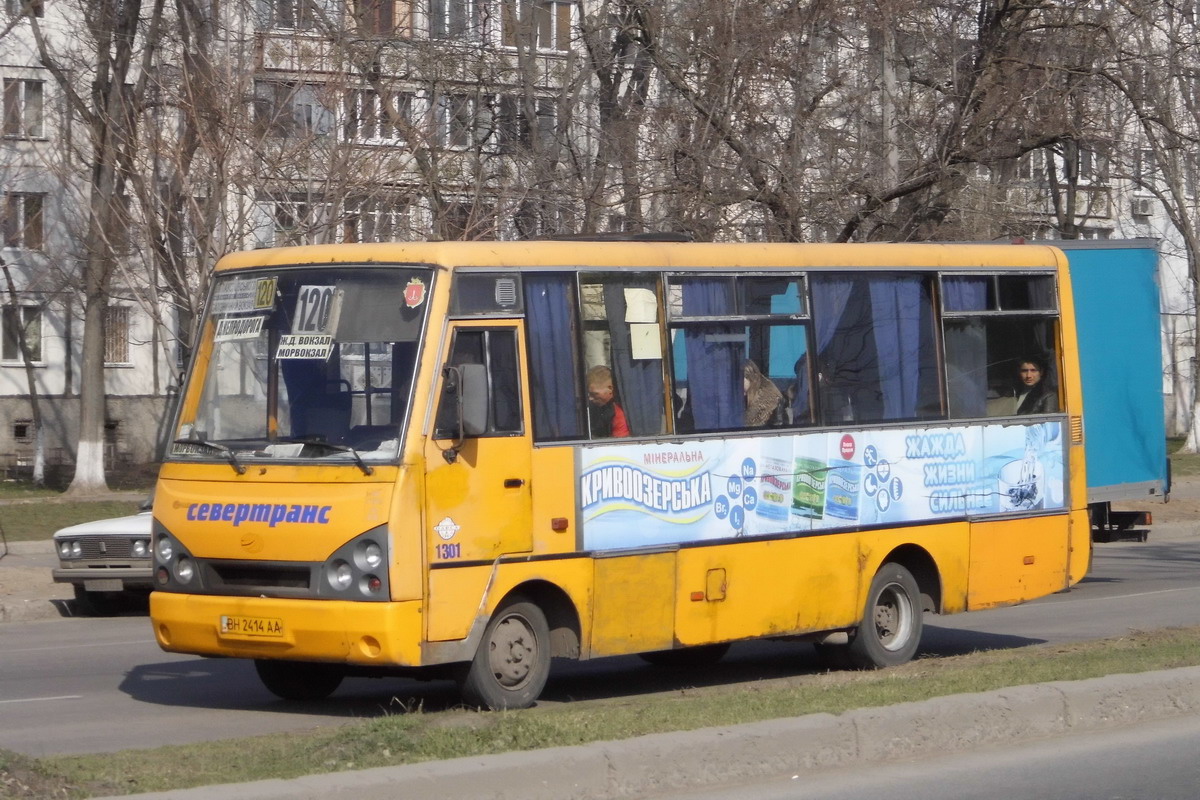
[171,265,432,466]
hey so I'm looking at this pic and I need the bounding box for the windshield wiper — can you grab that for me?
[173,438,247,475]
[274,437,375,476]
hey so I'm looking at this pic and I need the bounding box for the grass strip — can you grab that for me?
[5,626,1200,799]
[0,501,145,543]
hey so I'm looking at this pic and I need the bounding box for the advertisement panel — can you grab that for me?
[579,421,1065,551]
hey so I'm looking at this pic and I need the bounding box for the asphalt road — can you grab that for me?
[4,529,1200,759]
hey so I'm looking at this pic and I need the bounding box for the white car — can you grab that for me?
[51,501,153,615]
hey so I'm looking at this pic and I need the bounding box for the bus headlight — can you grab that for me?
[156,536,174,562]
[358,540,383,571]
[319,527,391,600]
[328,560,353,591]
[174,556,195,584]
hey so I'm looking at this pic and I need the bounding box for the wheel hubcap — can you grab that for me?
[489,614,537,688]
[874,582,914,651]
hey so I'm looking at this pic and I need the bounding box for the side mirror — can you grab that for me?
[459,363,488,437]
[440,363,489,463]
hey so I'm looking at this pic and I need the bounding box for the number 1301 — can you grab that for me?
[435,543,461,560]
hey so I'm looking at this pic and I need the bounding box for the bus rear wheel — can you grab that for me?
[461,598,551,710]
[254,659,344,701]
[846,563,923,669]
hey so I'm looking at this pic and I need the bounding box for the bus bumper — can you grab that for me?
[150,592,424,667]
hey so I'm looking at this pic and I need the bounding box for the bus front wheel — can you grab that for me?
[461,597,551,710]
[847,563,923,669]
[254,659,344,701]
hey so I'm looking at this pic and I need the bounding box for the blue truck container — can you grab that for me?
[1051,239,1169,540]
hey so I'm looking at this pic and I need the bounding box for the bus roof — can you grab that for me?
[214,241,1066,273]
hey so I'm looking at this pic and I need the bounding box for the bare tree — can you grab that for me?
[1099,1,1200,448]
[23,0,168,492]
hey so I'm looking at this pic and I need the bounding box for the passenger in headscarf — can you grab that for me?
[744,359,784,427]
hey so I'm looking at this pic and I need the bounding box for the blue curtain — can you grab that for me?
[943,277,989,417]
[682,280,741,430]
[943,276,989,312]
[603,282,664,436]
[810,276,856,423]
[523,275,582,440]
[869,276,922,419]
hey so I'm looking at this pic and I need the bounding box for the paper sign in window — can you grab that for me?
[630,324,662,360]
[624,288,658,323]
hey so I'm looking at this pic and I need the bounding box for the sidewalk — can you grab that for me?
[92,666,1200,800]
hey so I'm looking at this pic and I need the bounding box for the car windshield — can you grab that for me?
[170,265,433,466]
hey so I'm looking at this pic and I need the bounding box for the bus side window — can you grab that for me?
[433,328,522,439]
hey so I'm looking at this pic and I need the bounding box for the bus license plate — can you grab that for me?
[219,615,284,638]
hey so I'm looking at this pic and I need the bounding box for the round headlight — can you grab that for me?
[132,539,149,558]
[156,537,174,562]
[328,559,353,591]
[361,541,383,570]
[58,541,72,558]
[174,556,195,584]
[70,541,82,558]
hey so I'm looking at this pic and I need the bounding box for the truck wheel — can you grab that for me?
[460,597,551,710]
[254,659,344,701]
[72,585,123,617]
[846,563,923,669]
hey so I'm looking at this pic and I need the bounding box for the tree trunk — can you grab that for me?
[67,280,110,494]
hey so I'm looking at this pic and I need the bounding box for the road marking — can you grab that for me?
[9,638,153,654]
[0,695,83,705]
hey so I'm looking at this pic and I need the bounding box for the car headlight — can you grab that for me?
[132,539,150,558]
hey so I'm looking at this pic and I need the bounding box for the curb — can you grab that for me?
[93,665,1200,800]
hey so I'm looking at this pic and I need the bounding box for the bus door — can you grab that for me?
[424,322,533,640]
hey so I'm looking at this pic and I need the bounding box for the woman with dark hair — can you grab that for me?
[1012,355,1058,415]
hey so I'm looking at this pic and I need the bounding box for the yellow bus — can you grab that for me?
[149,240,1089,709]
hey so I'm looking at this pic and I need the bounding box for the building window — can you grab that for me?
[1,305,42,363]
[4,0,44,19]
[2,192,44,249]
[344,89,413,143]
[352,0,411,35]
[12,419,32,442]
[104,305,131,365]
[438,93,477,149]
[494,95,556,151]
[501,0,571,52]
[3,78,43,138]
[261,0,318,29]
[254,82,333,139]
[269,198,333,246]
[343,196,412,243]
[429,0,478,40]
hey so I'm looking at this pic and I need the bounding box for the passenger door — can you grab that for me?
[424,323,533,566]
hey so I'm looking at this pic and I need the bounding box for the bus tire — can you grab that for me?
[847,563,923,669]
[254,659,344,701]
[639,643,730,667]
[461,598,551,710]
